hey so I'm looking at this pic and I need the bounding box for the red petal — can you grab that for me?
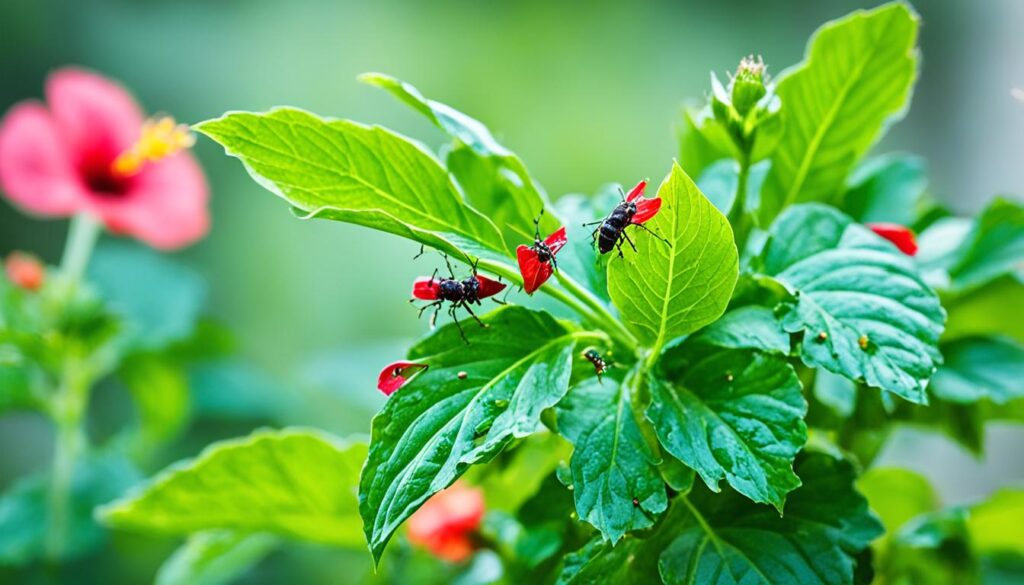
[631,197,662,224]
[625,179,648,202]
[413,276,442,300]
[475,274,507,299]
[4,252,45,291]
[543,226,568,255]
[377,360,428,396]
[867,223,918,256]
[517,245,552,295]
[407,483,484,563]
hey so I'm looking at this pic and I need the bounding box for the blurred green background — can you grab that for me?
[1,0,1022,583]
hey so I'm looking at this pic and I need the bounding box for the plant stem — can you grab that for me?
[46,360,89,561]
[554,270,639,351]
[59,214,102,283]
[728,154,752,254]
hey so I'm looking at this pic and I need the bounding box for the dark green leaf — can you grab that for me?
[761,204,945,404]
[659,452,883,585]
[555,376,667,543]
[608,162,738,349]
[761,3,920,221]
[945,198,1024,293]
[650,345,806,510]
[843,153,927,225]
[690,305,790,355]
[99,429,366,547]
[359,307,578,562]
[155,530,277,585]
[196,109,508,261]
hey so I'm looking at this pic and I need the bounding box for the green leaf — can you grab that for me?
[608,162,738,350]
[359,73,561,254]
[967,488,1024,557]
[554,187,620,304]
[843,153,928,225]
[761,204,945,404]
[650,345,806,510]
[0,453,140,565]
[359,306,577,562]
[942,275,1024,344]
[931,336,1024,404]
[471,431,571,514]
[118,352,190,451]
[690,305,790,355]
[555,375,668,543]
[696,160,770,218]
[677,107,735,180]
[945,198,1024,293]
[761,3,920,221]
[88,243,206,349]
[196,108,508,261]
[658,452,883,585]
[856,467,938,535]
[156,530,277,585]
[99,428,366,547]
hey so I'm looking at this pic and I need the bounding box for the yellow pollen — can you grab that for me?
[111,116,195,177]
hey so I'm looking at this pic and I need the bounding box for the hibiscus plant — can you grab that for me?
[2,1,1023,584]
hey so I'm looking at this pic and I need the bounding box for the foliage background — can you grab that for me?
[0,0,1022,582]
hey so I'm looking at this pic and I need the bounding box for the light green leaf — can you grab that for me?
[943,275,1024,344]
[359,73,560,254]
[88,242,206,349]
[359,306,577,562]
[677,107,735,180]
[856,467,938,535]
[555,375,668,543]
[196,108,508,261]
[99,428,366,547]
[650,345,806,510]
[967,487,1024,557]
[931,336,1024,404]
[843,153,928,225]
[118,352,190,451]
[696,159,770,218]
[761,2,920,221]
[761,204,945,404]
[156,530,277,585]
[659,452,883,585]
[608,162,738,350]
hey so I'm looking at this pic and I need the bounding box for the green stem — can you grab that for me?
[555,270,639,351]
[59,214,102,283]
[46,361,89,561]
[728,154,751,254]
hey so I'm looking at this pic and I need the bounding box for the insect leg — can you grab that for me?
[450,305,469,344]
[442,254,457,279]
[417,300,441,319]
[632,222,671,246]
[414,244,427,259]
[461,300,487,328]
[622,229,638,253]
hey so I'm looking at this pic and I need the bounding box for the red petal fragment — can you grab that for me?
[4,252,45,291]
[625,179,648,202]
[475,274,507,299]
[631,196,663,225]
[543,226,569,255]
[867,222,918,256]
[517,244,553,295]
[412,276,442,300]
[376,360,428,396]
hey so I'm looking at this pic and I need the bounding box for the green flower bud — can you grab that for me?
[731,55,767,117]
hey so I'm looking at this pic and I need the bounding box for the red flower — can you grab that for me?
[0,67,209,250]
[516,225,567,295]
[377,360,429,396]
[407,482,484,563]
[4,252,45,291]
[625,179,662,224]
[867,222,917,256]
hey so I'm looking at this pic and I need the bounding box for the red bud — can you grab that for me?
[4,252,45,291]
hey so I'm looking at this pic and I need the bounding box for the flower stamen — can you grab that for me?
[111,116,195,178]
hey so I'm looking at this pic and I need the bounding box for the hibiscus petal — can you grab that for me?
[517,244,552,295]
[377,360,428,396]
[0,102,89,216]
[90,152,210,250]
[45,67,144,166]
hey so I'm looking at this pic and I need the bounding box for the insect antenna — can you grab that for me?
[617,185,627,203]
[533,209,544,241]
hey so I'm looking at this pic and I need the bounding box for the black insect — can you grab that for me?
[410,255,507,343]
[584,179,668,257]
[583,348,610,382]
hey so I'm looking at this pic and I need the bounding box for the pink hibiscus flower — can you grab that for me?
[0,67,209,250]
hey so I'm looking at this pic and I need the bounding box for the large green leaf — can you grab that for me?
[843,153,927,225]
[99,429,366,547]
[650,344,806,510]
[658,452,883,585]
[856,467,938,535]
[761,204,944,404]
[196,109,507,261]
[942,275,1024,344]
[944,198,1024,293]
[930,336,1024,404]
[608,162,738,350]
[156,530,276,585]
[361,73,560,253]
[761,3,920,221]
[359,306,577,562]
[967,488,1024,557]
[555,375,667,543]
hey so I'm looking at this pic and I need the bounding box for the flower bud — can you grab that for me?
[731,55,767,117]
[4,252,45,291]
